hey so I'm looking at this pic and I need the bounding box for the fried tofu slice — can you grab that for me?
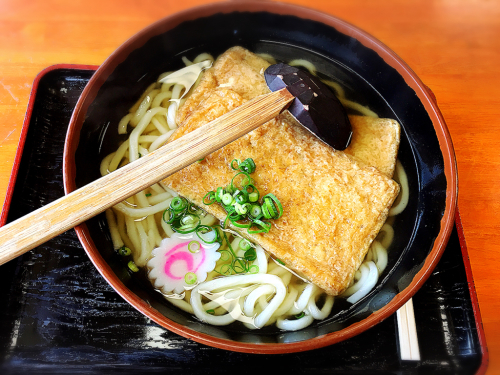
[176,48,270,124]
[344,115,400,178]
[163,47,400,295]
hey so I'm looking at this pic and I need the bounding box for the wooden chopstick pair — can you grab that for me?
[397,298,421,360]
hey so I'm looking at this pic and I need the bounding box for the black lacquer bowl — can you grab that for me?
[63,1,457,353]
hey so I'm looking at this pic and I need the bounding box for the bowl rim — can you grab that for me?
[63,0,458,354]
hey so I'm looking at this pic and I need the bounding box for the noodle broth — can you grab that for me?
[64,6,453,351]
[65,6,451,349]
[93,43,417,337]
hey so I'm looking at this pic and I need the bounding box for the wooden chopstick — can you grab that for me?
[396,298,421,360]
[0,88,294,265]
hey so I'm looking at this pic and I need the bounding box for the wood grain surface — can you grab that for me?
[0,0,498,373]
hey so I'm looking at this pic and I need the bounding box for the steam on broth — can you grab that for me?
[100,48,409,331]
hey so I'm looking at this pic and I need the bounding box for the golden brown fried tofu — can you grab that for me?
[344,115,400,178]
[163,47,400,295]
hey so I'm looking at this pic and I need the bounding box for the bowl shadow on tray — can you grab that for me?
[71,10,446,345]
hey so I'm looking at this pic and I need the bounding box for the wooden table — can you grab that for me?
[0,0,498,373]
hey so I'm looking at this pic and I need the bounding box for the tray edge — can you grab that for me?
[455,209,489,375]
[0,64,99,228]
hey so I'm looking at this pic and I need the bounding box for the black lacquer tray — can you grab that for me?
[0,67,488,374]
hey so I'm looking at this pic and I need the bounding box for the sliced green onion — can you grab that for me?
[230,219,251,229]
[211,226,260,276]
[244,248,257,262]
[203,191,216,205]
[248,264,260,274]
[184,272,197,285]
[172,214,201,234]
[263,197,277,219]
[145,193,152,197]
[218,263,232,275]
[228,212,249,228]
[118,246,131,256]
[230,172,252,191]
[248,192,259,202]
[188,240,201,253]
[216,225,237,259]
[202,158,283,237]
[187,204,199,215]
[234,203,248,215]
[181,214,198,226]
[206,309,215,315]
[196,225,218,243]
[232,258,247,274]
[227,210,242,220]
[262,201,272,219]
[222,193,233,206]
[219,249,231,262]
[238,158,256,174]
[170,197,187,212]
[174,225,199,234]
[216,187,224,202]
[262,193,283,219]
[250,205,262,218]
[276,258,285,266]
[295,312,305,319]
[268,203,278,219]
[248,219,271,234]
[225,184,234,194]
[128,261,139,272]
[162,208,174,224]
[244,184,256,194]
[223,215,231,229]
[230,159,241,170]
[236,193,249,204]
[239,239,252,251]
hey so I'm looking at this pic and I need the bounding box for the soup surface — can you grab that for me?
[99,47,408,331]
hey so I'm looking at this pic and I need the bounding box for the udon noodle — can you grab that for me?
[100,52,409,331]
